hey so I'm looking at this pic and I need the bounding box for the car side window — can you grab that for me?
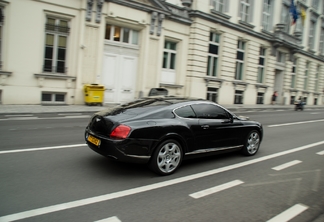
[174,105,196,118]
[191,104,229,119]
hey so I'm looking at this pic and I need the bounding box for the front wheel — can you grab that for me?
[149,139,183,176]
[241,130,260,156]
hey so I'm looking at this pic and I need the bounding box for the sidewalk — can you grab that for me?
[1,103,324,115]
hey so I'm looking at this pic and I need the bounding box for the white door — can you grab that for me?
[102,53,119,103]
[119,56,137,103]
[101,53,137,104]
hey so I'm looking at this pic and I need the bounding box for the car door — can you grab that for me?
[191,103,242,150]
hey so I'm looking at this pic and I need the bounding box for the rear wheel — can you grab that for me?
[149,139,183,176]
[241,130,260,156]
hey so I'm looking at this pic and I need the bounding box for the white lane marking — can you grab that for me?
[317,150,324,155]
[58,113,82,116]
[310,112,321,114]
[266,204,308,222]
[6,117,38,120]
[0,144,87,155]
[0,141,323,222]
[268,119,324,127]
[189,180,244,199]
[0,116,91,121]
[5,114,34,117]
[272,160,302,171]
[94,216,122,222]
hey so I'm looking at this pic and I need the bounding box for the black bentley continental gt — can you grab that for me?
[85,97,263,175]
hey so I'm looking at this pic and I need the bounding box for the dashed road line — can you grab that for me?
[268,119,324,127]
[272,160,302,171]
[189,180,244,199]
[316,150,324,155]
[266,204,308,222]
[0,115,91,121]
[5,114,34,117]
[0,144,86,155]
[94,216,122,222]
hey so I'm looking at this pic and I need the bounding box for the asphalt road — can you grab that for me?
[0,109,324,222]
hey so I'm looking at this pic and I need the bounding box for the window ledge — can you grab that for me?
[289,88,298,93]
[204,76,224,82]
[0,71,12,86]
[34,73,76,80]
[238,20,255,29]
[210,10,231,20]
[301,90,311,94]
[0,71,12,76]
[255,83,268,88]
[159,83,183,88]
[232,80,249,86]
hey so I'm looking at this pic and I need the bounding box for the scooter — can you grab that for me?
[294,101,305,111]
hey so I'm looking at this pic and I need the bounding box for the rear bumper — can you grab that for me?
[85,129,153,164]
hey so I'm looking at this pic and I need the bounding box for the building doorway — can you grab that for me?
[274,69,284,104]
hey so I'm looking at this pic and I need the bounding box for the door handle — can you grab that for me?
[201,125,209,129]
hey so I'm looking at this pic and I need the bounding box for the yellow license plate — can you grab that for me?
[87,135,101,146]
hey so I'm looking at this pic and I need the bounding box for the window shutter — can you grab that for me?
[225,0,230,12]
[238,1,242,17]
[248,0,254,23]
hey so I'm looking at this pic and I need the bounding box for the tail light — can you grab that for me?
[110,124,131,139]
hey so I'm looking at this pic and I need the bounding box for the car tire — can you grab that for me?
[241,130,260,156]
[149,139,183,176]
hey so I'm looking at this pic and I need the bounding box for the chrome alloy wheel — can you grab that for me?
[157,142,181,174]
[246,131,260,155]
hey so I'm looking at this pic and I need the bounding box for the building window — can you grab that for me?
[257,47,266,83]
[291,58,297,88]
[0,7,3,70]
[308,20,316,50]
[290,96,296,105]
[235,40,245,80]
[239,0,253,23]
[256,92,264,104]
[43,17,70,73]
[304,62,309,90]
[262,0,273,31]
[207,33,220,77]
[206,87,218,103]
[41,92,66,103]
[320,28,324,55]
[315,65,319,92]
[211,0,225,12]
[105,25,139,45]
[312,0,319,9]
[281,4,290,34]
[276,51,285,63]
[234,90,243,104]
[163,41,177,70]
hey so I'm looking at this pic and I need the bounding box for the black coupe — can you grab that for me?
[85,97,263,175]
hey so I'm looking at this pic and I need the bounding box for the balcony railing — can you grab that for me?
[273,24,301,47]
[274,30,301,46]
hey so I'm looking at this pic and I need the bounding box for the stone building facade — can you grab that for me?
[0,0,323,105]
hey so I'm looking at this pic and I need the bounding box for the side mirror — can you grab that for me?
[222,114,233,123]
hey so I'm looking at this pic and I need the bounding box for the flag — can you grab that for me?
[290,0,298,25]
[300,8,306,26]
